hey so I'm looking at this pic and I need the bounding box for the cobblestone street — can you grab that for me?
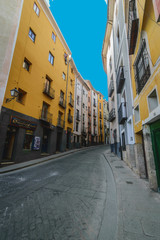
[0,146,111,240]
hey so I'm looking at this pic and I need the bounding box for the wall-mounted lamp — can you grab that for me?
[6,88,19,103]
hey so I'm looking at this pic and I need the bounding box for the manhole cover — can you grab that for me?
[115,166,124,169]
[126,181,133,184]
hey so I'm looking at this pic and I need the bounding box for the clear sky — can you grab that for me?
[49,0,108,100]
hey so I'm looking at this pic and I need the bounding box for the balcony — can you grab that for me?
[68,114,73,123]
[76,114,81,121]
[88,127,91,134]
[118,102,127,124]
[93,112,97,118]
[100,123,103,129]
[43,84,55,99]
[88,109,91,116]
[94,121,97,126]
[99,113,102,119]
[93,102,96,107]
[88,119,91,126]
[57,118,64,128]
[109,108,116,122]
[117,66,125,94]
[82,126,86,135]
[108,80,114,97]
[94,130,97,136]
[40,109,52,123]
[69,96,74,107]
[59,98,66,108]
[128,0,139,55]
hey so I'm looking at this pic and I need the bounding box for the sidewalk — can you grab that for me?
[0,146,96,174]
[104,149,160,240]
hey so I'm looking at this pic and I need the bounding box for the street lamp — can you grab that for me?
[6,88,19,103]
[64,54,72,130]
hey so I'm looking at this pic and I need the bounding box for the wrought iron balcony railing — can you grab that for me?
[118,103,127,124]
[88,109,91,116]
[108,80,114,97]
[68,114,73,123]
[109,108,116,122]
[40,109,52,123]
[69,97,74,107]
[43,84,55,99]
[128,0,139,55]
[76,114,81,121]
[116,66,125,94]
[57,118,64,128]
[59,98,66,108]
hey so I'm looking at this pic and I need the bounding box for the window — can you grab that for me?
[29,28,36,42]
[70,79,73,86]
[64,53,67,65]
[99,95,101,99]
[33,2,40,16]
[52,32,56,42]
[83,114,85,122]
[117,27,120,46]
[148,89,158,113]
[48,52,54,65]
[76,109,79,118]
[109,57,112,72]
[121,132,126,151]
[83,89,85,95]
[17,88,27,105]
[42,102,49,120]
[83,103,85,108]
[62,72,66,80]
[77,96,79,105]
[88,97,90,102]
[134,39,150,94]
[23,58,31,71]
[134,105,140,123]
[23,130,34,150]
[76,122,79,132]
[71,68,73,74]
[99,103,101,109]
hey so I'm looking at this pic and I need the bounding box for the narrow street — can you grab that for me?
[0,145,160,240]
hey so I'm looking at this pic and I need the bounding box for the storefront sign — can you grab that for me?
[32,136,41,150]
[10,116,37,130]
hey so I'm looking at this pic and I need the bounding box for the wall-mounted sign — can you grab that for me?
[10,116,37,130]
[32,136,41,150]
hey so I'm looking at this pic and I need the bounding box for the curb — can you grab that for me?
[0,145,99,174]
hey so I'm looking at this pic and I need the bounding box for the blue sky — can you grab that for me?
[49,0,108,100]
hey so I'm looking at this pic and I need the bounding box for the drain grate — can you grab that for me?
[115,166,124,169]
[126,181,133,184]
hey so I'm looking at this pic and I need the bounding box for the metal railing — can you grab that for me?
[116,66,125,93]
[118,103,127,124]
[68,114,73,123]
[59,98,66,108]
[57,118,64,128]
[69,96,74,107]
[43,84,55,99]
[109,108,116,122]
[40,109,52,123]
[108,80,114,97]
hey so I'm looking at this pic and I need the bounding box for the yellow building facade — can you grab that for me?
[128,0,160,190]
[0,0,75,164]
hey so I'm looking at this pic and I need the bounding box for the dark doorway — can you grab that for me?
[41,128,50,153]
[3,126,17,162]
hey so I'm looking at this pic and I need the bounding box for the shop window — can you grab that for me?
[23,130,34,150]
[148,89,158,113]
[17,88,27,105]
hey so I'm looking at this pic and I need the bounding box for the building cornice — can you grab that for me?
[102,0,115,73]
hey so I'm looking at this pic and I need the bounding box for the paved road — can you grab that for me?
[0,145,115,240]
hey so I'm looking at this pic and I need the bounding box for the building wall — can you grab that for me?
[0,0,24,111]
[3,0,75,130]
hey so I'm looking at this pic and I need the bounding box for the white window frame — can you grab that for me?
[33,2,40,16]
[29,28,36,42]
[48,52,54,65]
